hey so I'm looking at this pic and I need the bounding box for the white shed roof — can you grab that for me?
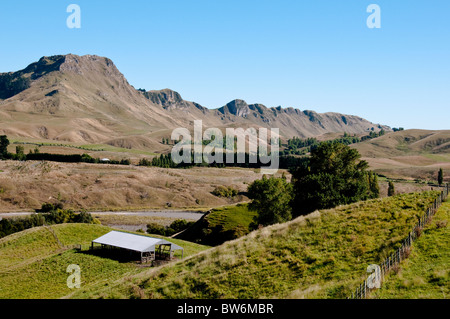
[92,231,183,253]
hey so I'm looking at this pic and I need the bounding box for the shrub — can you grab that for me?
[146,223,167,236]
[211,186,238,198]
[435,220,448,229]
[402,246,412,258]
[35,202,64,213]
[146,219,195,237]
[414,226,423,238]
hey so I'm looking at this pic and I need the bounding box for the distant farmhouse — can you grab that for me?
[91,231,184,263]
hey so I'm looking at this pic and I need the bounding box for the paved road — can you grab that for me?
[89,210,205,220]
[0,210,206,221]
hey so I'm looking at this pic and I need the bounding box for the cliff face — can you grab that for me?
[0,54,389,146]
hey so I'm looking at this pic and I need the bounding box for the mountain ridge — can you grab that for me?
[0,54,390,148]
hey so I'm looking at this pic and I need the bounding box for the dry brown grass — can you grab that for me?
[0,160,284,212]
[353,130,450,182]
[378,180,436,197]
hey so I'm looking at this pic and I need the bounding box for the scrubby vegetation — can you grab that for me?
[211,185,238,198]
[0,203,98,238]
[0,73,31,99]
[146,219,195,237]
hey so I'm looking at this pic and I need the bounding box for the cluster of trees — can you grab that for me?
[282,131,382,156]
[0,203,97,238]
[360,129,386,141]
[139,154,177,168]
[247,142,380,227]
[146,219,195,237]
[0,135,130,165]
[283,137,320,155]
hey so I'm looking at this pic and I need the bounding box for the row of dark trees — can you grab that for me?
[138,152,308,170]
[146,219,195,237]
[0,135,130,165]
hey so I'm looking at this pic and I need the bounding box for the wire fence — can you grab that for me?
[348,183,449,299]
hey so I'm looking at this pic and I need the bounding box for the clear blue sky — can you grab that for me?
[0,1,449,130]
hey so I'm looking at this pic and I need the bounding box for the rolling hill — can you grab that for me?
[353,129,450,158]
[65,191,440,299]
[0,191,445,299]
[352,130,450,182]
[0,223,208,299]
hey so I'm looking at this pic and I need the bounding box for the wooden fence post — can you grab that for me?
[364,280,367,298]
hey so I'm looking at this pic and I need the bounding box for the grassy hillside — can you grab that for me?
[353,129,450,157]
[352,130,450,182]
[72,191,440,299]
[175,203,257,245]
[372,199,449,299]
[0,223,208,299]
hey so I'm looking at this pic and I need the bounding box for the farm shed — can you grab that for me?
[91,231,184,263]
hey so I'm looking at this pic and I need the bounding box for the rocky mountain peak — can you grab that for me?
[141,88,190,110]
[218,99,252,117]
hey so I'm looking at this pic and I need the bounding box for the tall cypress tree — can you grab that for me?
[368,171,380,199]
[438,168,444,186]
[388,181,395,197]
[0,135,10,159]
